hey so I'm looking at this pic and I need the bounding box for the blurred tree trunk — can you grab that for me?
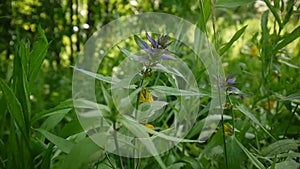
[87,0,95,38]
[69,0,74,66]
[0,1,13,60]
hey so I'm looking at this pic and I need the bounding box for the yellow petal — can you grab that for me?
[144,123,155,130]
[140,89,153,103]
[250,45,259,56]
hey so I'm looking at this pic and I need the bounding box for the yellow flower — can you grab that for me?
[250,45,259,56]
[223,123,233,136]
[264,99,276,110]
[144,123,155,130]
[139,89,154,103]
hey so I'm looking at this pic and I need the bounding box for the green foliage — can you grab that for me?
[0,0,299,169]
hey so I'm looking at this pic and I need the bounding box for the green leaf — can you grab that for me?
[186,120,204,139]
[235,137,265,169]
[216,0,255,8]
[167,163,186,169]
[276,26,300,50]
[219,25,247,55]
[275,160,300,169]
[283,0,295,25]
[36,128,74,153]
[198,0,211,32]
[0,79,26,136]
[59,119,83,138]
[278,59,299,69]
[227,136,243,169]
[276,92,300,103]
[261,139,299,157]
[60,137,103,169]
[31,99,73,124]
[41,108,71,131]
[120,116,167,169]
[29,25,49,85]
[263,0,283,29]
[150,86,208,97]
[118,46,147,61]
[179,157,201,169]
[13,43,31,129]
[236,104,276,140]
[71,66,118,84]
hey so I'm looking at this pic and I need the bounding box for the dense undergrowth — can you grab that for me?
[0,0,299,169]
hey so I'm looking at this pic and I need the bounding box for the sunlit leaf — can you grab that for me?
[71,66,118,84]
[276,26,300,50]
[220,25,247,55]
[216,0,255,8]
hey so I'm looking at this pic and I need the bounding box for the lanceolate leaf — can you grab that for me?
[150,85,208,97]
[198,0,211,32]
[263,0,283,29]
[219,25,247,55]
[235,137,265,169]
[216,0,254,8]
[276,26,300,51]
[261,139,299,157]
[236,104,276,140]
[71,66,119,84]
[36,128,74,153]
[29,25,49,85]
[0,79,26,136]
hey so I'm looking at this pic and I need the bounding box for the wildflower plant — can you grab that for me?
[72,12,226,168]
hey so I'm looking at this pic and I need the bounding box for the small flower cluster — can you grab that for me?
[134,32,176,67]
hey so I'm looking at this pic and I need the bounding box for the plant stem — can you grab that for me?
[221,105,229,169]
[113,122,124,169]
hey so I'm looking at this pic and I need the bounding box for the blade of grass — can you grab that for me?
[275,26,300,51]
[263,0,283,29]
[28,25,49,85]
[0,79,26,137]
[235,137,265,169]
[219,25,247,56]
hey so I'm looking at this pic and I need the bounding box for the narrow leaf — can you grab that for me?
[118,46,148,61]
[71,66,118,84]
[263,0,283,29]
[235,137,265,169]
[29,25,49,84]
[0,79,26,135]
[236,104,275,140]
[276,26,300,50]
[220,25,247,55]
[198,0,211,32]
[150,86,208,97]
[36,128,74,153]
[216,0,255,8]
[261,139,299,156]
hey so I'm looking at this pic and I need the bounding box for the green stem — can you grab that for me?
[113,122,124,169]
[221,101,229,169]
